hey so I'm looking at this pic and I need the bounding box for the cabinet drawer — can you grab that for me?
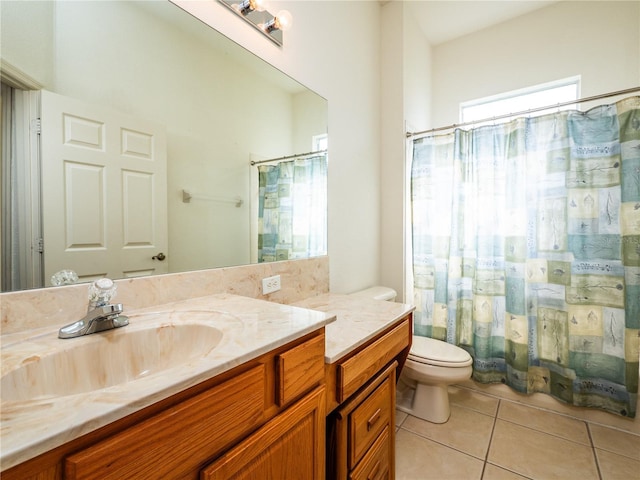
[349,375,391,468]
[337,319,409,402]
[277,333,325,406]
[65,365,266,480]
[350,426,390,480]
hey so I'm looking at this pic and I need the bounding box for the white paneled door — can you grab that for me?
[40,90,168,284]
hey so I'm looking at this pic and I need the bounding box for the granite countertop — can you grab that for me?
[291,293,415,363]
[0,293,335,472]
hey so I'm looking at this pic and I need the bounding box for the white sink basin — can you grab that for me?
[1,312,226,403]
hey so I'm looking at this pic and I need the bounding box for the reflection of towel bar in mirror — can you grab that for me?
[182,189,243,207]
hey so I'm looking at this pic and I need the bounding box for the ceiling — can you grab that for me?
[405,1,558,45]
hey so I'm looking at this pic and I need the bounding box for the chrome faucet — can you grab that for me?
[58,303,129,339]
[58,278,129,339]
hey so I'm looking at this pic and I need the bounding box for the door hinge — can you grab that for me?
[35,238,44,253]
[31,118,41,134]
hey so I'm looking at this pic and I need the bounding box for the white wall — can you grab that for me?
[292,90,327,153]
[432,1,640,127]
[379,2,433,302]
[380,2,405,302]
[401,6,432,304]
[175,0,383,294]
[0,1,54,86]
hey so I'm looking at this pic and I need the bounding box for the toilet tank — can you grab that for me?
[350,286,397,302]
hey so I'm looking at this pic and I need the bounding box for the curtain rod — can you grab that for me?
[406,86,640,139]
[250,149,327,166]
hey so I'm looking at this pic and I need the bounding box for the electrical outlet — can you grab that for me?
[262,275,281,295]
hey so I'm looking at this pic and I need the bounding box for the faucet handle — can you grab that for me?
[88,278,117,310]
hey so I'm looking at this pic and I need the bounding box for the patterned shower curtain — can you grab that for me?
[411,96,640,417]
[257,155,327,262]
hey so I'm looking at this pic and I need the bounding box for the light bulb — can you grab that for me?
[274,10,293,31]
[235,0,266,15]
[251,0,266,12]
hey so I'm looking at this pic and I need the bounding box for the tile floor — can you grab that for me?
[395,386,640,480]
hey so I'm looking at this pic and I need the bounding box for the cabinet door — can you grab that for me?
[202,387,325,480]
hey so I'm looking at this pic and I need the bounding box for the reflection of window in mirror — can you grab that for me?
[313,134,328,152]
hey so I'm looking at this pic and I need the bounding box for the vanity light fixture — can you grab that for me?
[219,0,292,47]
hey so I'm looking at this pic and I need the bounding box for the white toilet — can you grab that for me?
[398,335,472,423]
[351,286,473,424]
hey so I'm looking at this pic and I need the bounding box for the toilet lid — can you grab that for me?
[409,336,472,367]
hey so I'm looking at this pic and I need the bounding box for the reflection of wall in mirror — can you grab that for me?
[1,0,326,279]
[293,91,328,153]
[0,1,54,86]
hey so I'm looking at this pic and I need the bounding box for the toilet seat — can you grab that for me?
[409,336,472,367]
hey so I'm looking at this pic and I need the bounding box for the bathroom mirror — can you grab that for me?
[0,0,328,292]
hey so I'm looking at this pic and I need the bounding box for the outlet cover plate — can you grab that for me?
[262,275,281,295]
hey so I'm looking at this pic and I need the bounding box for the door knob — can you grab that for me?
[152,252,166,261]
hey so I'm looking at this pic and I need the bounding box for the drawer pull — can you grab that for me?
[367,461,381,480]
[367,408,381,431]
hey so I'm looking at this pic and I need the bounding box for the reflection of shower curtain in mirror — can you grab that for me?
[411,96,640,417]
[257,155,327,263]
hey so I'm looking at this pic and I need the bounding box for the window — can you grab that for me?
[460,77,580,126]
[312,133,328,152]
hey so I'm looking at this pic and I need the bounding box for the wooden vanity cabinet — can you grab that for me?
[3,330,326,480]
[326,314,412,480]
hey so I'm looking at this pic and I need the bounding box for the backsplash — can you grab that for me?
[0,257,329,335]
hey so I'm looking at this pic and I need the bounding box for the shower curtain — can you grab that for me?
[411,96,640,417]
[257,155,327,263]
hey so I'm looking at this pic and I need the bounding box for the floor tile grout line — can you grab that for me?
[479,399,500,479]
[586,423,604,480]
[499,418,593,448]
[397,390,639,480]
[483,461,536,480]
[395,411,408,429]
[582,419,640,438]
[452,384,640,438]
[459,397,640,447]
[481,400,536,480]
[449,400,500,419]
[396,409,613,480]
[482,400,599,479]
[397,423,488,464]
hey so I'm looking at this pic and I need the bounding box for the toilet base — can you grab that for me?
[396,381,451,424]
